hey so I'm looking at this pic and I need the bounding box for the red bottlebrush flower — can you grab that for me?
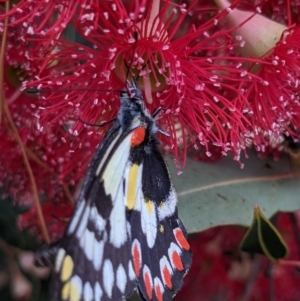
[23,0,267,167]
[0,1,80,37]
[245,26,300,151]
[239,0,300,25]
[0,74,99,241]
[18,202,73,241]
[215,0,300,152]
[0,1,86,86]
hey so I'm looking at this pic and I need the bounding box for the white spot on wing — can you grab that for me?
[126,221,132,240]
[103,134,132,200]
[94,282,103,301]
[55,248,66,272]
[135,181,143,211]
[93,240,105,270]
[157,187,177,220]
[109,183,127,247]
[89,205,106,233]
[128,260,135,281]
[68,200,85,234]
[95,130,122,176]
[101,134,134,248]
[83,282,93,301]
[141,198,157,248]
[116,264,127,293]
[76,205,91,238]
[79,228,106,270]
[80,229,94,261]
[103,259,114,297]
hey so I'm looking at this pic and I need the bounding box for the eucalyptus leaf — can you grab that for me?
[239,205,288,260]
[167,149,300,233]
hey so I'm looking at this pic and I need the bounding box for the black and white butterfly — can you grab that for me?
[36,78,192,301]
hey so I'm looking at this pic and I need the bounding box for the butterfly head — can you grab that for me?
[118,78,150,129]
[121,78,142,100]
[120,78,147,113]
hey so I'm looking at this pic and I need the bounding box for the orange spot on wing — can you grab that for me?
[143,271,153,299]
[162,266,172,289]
[155,284,163,301]
[172,251,184,271]
[131,127,146,146]
[132,243,141,277]
[174,228,190,251]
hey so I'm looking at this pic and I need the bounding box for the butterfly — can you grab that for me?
[36,78,192,301]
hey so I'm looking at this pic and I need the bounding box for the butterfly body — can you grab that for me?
[38,79,192,301]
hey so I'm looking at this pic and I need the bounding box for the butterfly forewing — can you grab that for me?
[43,79,192,301]
[51,124,137,301]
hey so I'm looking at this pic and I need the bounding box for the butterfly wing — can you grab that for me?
[50,122,137,301]
[125,131,192,301]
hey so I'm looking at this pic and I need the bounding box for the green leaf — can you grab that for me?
[166,149,300,233]
[239,205,288,260]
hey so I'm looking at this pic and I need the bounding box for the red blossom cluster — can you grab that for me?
[0,0,300,239]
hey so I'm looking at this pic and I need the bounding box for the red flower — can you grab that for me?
[215,0,300,152]
[0,1,82,80]
[0,1,79,38]
[244,26,300,151]
[23,0,266,166]
[0,75,96,240]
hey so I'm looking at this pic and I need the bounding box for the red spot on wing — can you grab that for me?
[143,270,153,299]
[174,228,190,251]
[131,127,146,146]
[171,251,184,271]
[162,266,173,289]
[132,241,141,277]
[155,283,163,301]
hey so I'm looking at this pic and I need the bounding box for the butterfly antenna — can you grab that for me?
[124,31,140,96]
[27,87,123,94]
[78,117,116,128]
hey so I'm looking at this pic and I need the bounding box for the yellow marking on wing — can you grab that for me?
[127,163,139,210]
[144,198,154,214]
[60,255,74,282]
[62,281,80,301]
[159,224,164,233]
[62,281,70,300]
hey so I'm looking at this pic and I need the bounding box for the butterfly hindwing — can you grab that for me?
[125,128,192,301]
